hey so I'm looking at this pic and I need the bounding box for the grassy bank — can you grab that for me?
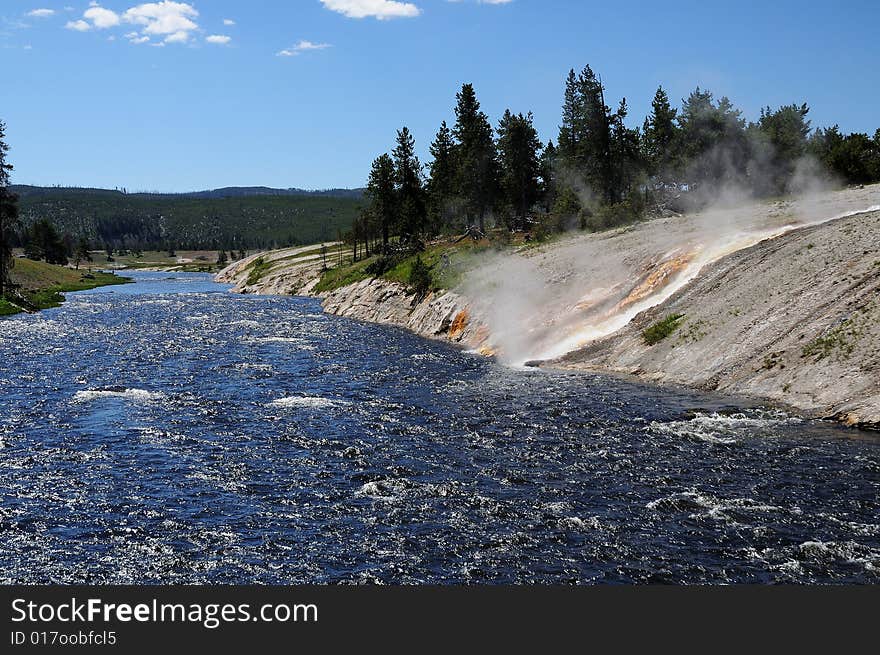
[12,248,231,273]
[312,235,510,295]
[1,258,132,316]
[103,250,225,272]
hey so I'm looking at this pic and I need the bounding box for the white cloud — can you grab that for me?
[63,3,120,31]
[320,0,421,20]
[124,29,150,43]
[65,19,91,31]
[163,29,190,43]
[58,2,242,50]
[84,5,121,29]
[276,40,332,56]
[123,2,198,36]
[294,40,331,51]
[27,9,56,18]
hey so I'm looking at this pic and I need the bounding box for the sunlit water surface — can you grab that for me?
[0,271,877,583]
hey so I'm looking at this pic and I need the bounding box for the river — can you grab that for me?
[0,271,877,583]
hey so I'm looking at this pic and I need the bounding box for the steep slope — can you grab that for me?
[216,245,326,295]
[552,209,880,427]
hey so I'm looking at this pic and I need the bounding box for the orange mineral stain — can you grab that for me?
[449,309,470,339]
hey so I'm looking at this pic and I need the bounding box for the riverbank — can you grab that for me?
[217,184,880,429]
[105,249,227,273]
[551,206,880,429]
[217,241,490,349]
[0,258,131,316]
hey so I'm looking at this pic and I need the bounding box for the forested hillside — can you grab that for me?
[10,186,364,251]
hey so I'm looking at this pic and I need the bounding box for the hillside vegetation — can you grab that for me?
[11,185,364,252]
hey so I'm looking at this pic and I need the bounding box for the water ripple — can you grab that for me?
[0,271,877,584]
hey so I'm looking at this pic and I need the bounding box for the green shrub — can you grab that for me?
[365,254,402,277]
[643,313,685,345]
[27,290,66,310]
[246,257,270,286]
[408,256,433,298]
[583,192,646,232]
[801,322,860,361]
[0,298,22,316]
[312,257,374,294]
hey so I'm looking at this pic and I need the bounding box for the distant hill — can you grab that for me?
[173,187,365,200]
[10,185,365,251]
[11,185,364,200]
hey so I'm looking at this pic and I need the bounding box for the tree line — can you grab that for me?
[0,121,19,297]
[350,67,880,256]
[10,188,362,253]
[351,83,549,260]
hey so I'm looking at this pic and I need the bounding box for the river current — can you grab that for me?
[0,271,877,583]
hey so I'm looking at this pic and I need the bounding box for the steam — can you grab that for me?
[457,181,880,366]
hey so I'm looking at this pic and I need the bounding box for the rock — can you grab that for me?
[319,278,488,349]
[216,244,337,295]
[554,206,880,429]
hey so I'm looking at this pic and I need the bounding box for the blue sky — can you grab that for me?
[1,0,878,191]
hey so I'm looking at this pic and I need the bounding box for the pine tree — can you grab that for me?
[427,121,457,233]
[809,128,880,186]
[555,66,616,205]
[577,66,615,203]
[392,126,426,242]
[540,141,558,212]
[73,238,92,270]
[453,83,498,232]
[609,98,643,203]
[557,69,580,161]
[217,249,228,266]
[677,87,749,189]
[643,86,679,179]
[408,255,432,299]
[366,153,397,248]
[0,121,19,297]
[497,110,543,230]
[751,103,811,193]
[25,219,68,265]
